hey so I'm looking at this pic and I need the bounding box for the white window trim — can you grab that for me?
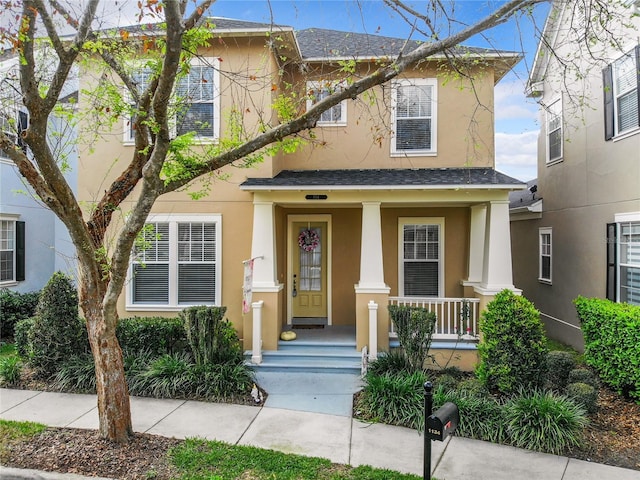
[398,217,444,297]
[0,214,19,286]
[612,47,639,138]
[306,81,347,126]
[123,58,221,145]
[391,78,438,157]
[546,98,563,164]
[126,213,222,311]
[538,227,552,284]
[614,211,640,304]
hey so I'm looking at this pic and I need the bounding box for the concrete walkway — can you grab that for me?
[1,387,639,480]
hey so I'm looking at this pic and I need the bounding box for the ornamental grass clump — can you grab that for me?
[356,369,428,430]
[476,290,548,395]
[504,389,588,454]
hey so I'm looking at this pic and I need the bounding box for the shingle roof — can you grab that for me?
[295,28,515,60]
[509,179,540,208]
[241,168,524,189]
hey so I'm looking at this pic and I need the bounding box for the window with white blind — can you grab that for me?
[546,99,562,163]
[539,228,552,284]
[603,45,640,140]
[306,81,347,125]
[392,79,437,155]
[125,59,219,142]
[399,218,444,297]
[128,215,221,309]
[607,215,640,306]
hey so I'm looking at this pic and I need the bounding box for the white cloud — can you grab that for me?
[495,130,539,181]
[494,79,539,123]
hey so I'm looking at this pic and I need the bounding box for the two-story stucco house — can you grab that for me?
[510,1,640,350]
[78,18,524,368]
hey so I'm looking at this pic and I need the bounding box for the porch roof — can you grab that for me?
[241,167,525,191]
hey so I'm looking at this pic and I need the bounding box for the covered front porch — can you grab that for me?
[240,168,524,367]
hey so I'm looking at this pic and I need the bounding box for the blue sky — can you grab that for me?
[203,0,550,181]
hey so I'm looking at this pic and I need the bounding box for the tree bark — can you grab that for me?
[81,279,133,443]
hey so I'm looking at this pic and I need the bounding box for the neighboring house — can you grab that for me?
[78,18,524,363]
[510,1,640,350]
[0,53,77,293]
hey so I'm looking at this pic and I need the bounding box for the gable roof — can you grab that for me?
[241,168,524,190]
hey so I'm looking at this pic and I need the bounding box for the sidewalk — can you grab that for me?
[1,388,639,480]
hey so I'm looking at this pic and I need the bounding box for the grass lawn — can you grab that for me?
[1,420,426,480]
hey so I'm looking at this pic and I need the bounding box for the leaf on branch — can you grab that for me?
[120,30,130,41]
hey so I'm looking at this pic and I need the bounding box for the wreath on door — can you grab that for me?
[298,229,320,252]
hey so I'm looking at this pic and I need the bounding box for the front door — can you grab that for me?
[291,221,328,322]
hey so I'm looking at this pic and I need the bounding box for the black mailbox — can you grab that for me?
[426,402,459,441]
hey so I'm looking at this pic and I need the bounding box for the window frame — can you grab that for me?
[538,227,552,284]
[0,215,24,285]
[306,81,347,126]
[391,78,438,156]
[398,217,444,297]
[546,98,563,164]
[613,213,640,305]
[126,213,222,311]
[0,105,28,163]
[123,58,220,144]
[604,45,640,140]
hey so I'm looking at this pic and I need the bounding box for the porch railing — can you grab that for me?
[388,297,480,341]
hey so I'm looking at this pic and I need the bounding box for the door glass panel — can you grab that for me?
[298,227,321,291]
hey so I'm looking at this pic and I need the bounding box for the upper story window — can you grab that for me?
[126,60,219,143]
[546,99,562,163]
[392,79,437,156]
[306,81,347,126]
[399,217,444,297]
[604,46,639,140]
[0,216,25,284]
[127,214,221,310]
[539,227,552,284]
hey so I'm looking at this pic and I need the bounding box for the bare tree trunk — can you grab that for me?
[81,279,133,443]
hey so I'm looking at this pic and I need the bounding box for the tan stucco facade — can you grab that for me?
[76,26,522,358]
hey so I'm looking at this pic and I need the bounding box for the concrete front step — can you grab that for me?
[245,341,362,375]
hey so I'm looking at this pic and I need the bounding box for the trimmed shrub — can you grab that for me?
[504,390,588,454]
[117,316,187,357]
[567,368,598,389]
[356,370,428,430]
[566,382,598,414]
[367,350,412,376]
[0,356,22,386]
[0,289,39,339]
[575,297,640,401]
[545,351,577,391]
[180,306,242,365]
[28,272,88,377]
[476,290,548,395]
[457,378,489,396]
[14,317,35,358]
[388,305,437,372]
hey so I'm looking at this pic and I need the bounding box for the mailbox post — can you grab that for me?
[423,382,459,480]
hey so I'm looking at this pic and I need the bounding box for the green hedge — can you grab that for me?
[0,289,40,339]
[575,297,640,401]
[117,316,187,357]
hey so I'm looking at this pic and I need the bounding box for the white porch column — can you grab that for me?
[356,202,388,290]
[464,204,487,286]
[368,300,378,361]
[250,201,279,289]
[475,200,520,295]
[251,300,264,364]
